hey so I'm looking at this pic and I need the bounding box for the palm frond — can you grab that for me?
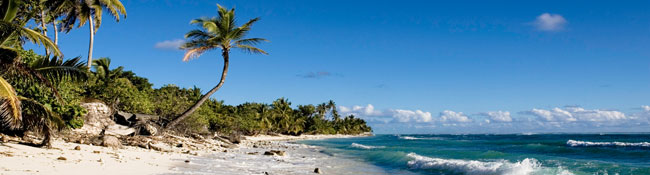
[235,44,268,55]
[31,56,88,83]
[182,47,210,62]
[17,24,62,56]
[0,76,21,130]
[229,17,259,39]
[184,29,213,40]
[234,38,268,46]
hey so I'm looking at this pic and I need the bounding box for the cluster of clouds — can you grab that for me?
[338,104,650,132]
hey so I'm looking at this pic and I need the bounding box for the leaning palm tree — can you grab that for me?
[166,4,268,129]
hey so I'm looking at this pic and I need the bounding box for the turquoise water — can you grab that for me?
[299,134,650,175]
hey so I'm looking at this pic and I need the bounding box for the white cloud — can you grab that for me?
[642,105,650,112]
[533,13,567,31]
[439,110,472,123]
[480,111,512,122]
[338,104,432,123]
[339,104,383,116]
[154,39,184,50]
[521,107,625,122]
[392,109,432,123]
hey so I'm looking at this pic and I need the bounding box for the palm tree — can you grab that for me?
[44,0,126,69]
[166,4,268,129]
[327,100,340,122]
[257,104,272,133]
[1,0,62,57]
[271,98,292,133]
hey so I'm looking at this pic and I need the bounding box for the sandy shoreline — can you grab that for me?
[0,134,371,175]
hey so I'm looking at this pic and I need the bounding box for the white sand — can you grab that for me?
[0,134,372,175]
[0,140,191,175]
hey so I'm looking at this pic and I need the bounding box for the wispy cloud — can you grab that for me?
[297,71,338,79]
[532,13,567,31]
[154,39,184,50]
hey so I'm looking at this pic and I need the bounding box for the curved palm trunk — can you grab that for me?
[166,49,230,129]
[87,15,95,69]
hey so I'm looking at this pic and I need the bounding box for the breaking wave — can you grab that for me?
[406,153,572,175]
[566,140,650,148]
[351,143,385,149]
[398,136,443,140]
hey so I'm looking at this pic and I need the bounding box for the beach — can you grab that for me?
[0,134,377,175]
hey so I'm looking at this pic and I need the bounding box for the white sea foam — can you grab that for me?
[398,136,443,140]
[399,136,421,140]
[566,140,650,148]
[351,143,385,149]
[406,153,570,175]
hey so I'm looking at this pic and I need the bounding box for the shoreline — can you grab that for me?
[0,134,374,175]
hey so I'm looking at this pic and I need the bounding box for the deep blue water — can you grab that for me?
[299,134,650,175]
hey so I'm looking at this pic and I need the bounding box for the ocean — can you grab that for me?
[299,134,650,175]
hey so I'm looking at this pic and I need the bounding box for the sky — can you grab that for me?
[26,0,650,134]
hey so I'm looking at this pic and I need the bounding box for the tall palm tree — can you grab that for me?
[44,0,126,69]
[166,4,268,129]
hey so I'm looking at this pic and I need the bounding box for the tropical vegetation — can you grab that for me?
[0,0,371,147]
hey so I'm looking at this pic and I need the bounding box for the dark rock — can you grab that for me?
[184,160,190,163]
[263,150,286,156]
[314,168,322,174]
[135,122,158,136]
[272,150,285,156]
[128,114,159,123]
[113,111,134,126]
[247,152,258,155]
[74,146,81,150]
[57,157,67,161]
[191,133,204,140]
[93,151,100,154]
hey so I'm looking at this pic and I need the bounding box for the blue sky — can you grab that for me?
[27,0,650,134]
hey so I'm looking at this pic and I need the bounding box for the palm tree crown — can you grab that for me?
[181,4,267,61]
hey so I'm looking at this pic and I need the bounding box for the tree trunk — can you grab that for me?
[165,49,230,129]
[53,21,58,45]
[87,15,95,69]
[40,10,49,56]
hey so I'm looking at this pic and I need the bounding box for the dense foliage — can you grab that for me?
[80,59,371,135]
